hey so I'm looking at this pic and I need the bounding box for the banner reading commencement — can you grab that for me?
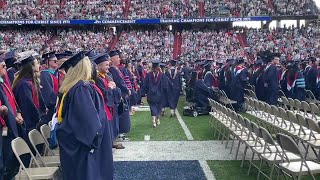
[0,16,272,25]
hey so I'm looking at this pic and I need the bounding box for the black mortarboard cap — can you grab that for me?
[59,51,86,71]
[93,53,110,65]
[308,57,316,63]
[18,55,35,66]
[42,51,56,60]
[255,58,263,65]
[109,50,119,58]
[237,58,244,64]
[159,63,166,68]
[4,51,17,60]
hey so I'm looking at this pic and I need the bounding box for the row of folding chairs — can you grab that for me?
[12,125,61,180]
[245,97,320,162]
[209,98,320,180]
[281,96,320,120]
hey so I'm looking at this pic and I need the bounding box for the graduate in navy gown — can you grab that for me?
[287,63,306,101]
[305,57,317,96]
[4,51,19,85]
[57,52,113,180]
[165,59,182,117]
[40,52,59,126]
[108,51,131,140]
[218,59,234,98]
[93,53,124,149]
[12,55,46,135]
[250,58,266,101]
[230,59,249,112]
[143,59,168,128]
[0,55,24,180]
[263,52,280,105]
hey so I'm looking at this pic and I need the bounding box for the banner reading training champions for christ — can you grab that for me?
[0,16,272,25]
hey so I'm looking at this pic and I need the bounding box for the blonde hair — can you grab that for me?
[59,56,92,94]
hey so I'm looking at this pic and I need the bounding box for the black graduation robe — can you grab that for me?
[40,69,59,124]
[108,66,130,134]
[13,78,46,134]
[263,64,279,105]
[230,67,249,105]
[287,72,306,101]
[165,68,182,109]
[57,80,113,180]
[143,71,168,117]
[305,66,317,96]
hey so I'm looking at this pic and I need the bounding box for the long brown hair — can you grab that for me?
[12,60,40,97]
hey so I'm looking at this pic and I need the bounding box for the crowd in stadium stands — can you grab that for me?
[204,0,273,17]
[128,0,198,19]
[116,30,174,62]
[0,0,124,20]
[180,30,245,62]
[273,0,319,16]
[0,29,53,52]
[44,29,115,52]
[0,0,60,20]
[0,27,319,62]
[245,26,320,61]
[0,0,318,19]
[59,1,124,19]
[0,28,114,53]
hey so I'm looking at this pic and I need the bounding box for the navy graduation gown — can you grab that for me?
[0,80,21,179]
[263,64,279,105]
[194,79,213,107]
[305,66,317,95]
[251,67,266,101]
[165,68,182,109]
[161,75,170,109]
[13,78,46,134]
[204,71,215,87]
[230,67,249,105]
[143,71,168,117]
[96,74,122,140]
[40,70,59,124]
[7,67,17,85]
[108,67,130,134]
[57,81,113,180]
[287,72,306,101]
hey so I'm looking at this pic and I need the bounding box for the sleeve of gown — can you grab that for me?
[204,73,214,87]
[68,86,102,148]
[40,71,57,107]
[15,82,41,124]
[109,68,129,96]
[196,80,211,93]
[142,74,150,96]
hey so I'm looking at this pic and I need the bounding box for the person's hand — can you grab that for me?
[16,113,24,125]
[0,105,8,115]
[108,82,116,89]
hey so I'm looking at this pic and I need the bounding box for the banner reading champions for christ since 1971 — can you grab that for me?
[0,16,272,25]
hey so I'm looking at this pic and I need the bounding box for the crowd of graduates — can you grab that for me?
[0,46,188,179]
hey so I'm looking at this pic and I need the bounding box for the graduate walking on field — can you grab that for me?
[56,52,113,180]
[143,59,168,128]
[165,59,182,117]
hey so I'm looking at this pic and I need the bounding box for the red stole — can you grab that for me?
[0,100,6,127]
[94,77,112,121]
[51,74,59,94]
[287,72,298,91]
[1,82,17,116]
[151,71,161,82]
[27,80,40,110]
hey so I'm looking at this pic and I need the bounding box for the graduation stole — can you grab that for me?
[234,66,244,76]
[317,68,320,85]
[98,72,109,90]
[27,80,40,110]
[0,99,7,127]
[280,69,287,81]
[287,72,299,91]
[91,82,112,121]
[1,81,17,116]
[168,67,178,79]
[142,69,147,79]
[112,66,124,79]
[253,67,260,74]
[223,65,229,83]
[42,69,59,94]
[151,71,161,83]
[57,93,67,124]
